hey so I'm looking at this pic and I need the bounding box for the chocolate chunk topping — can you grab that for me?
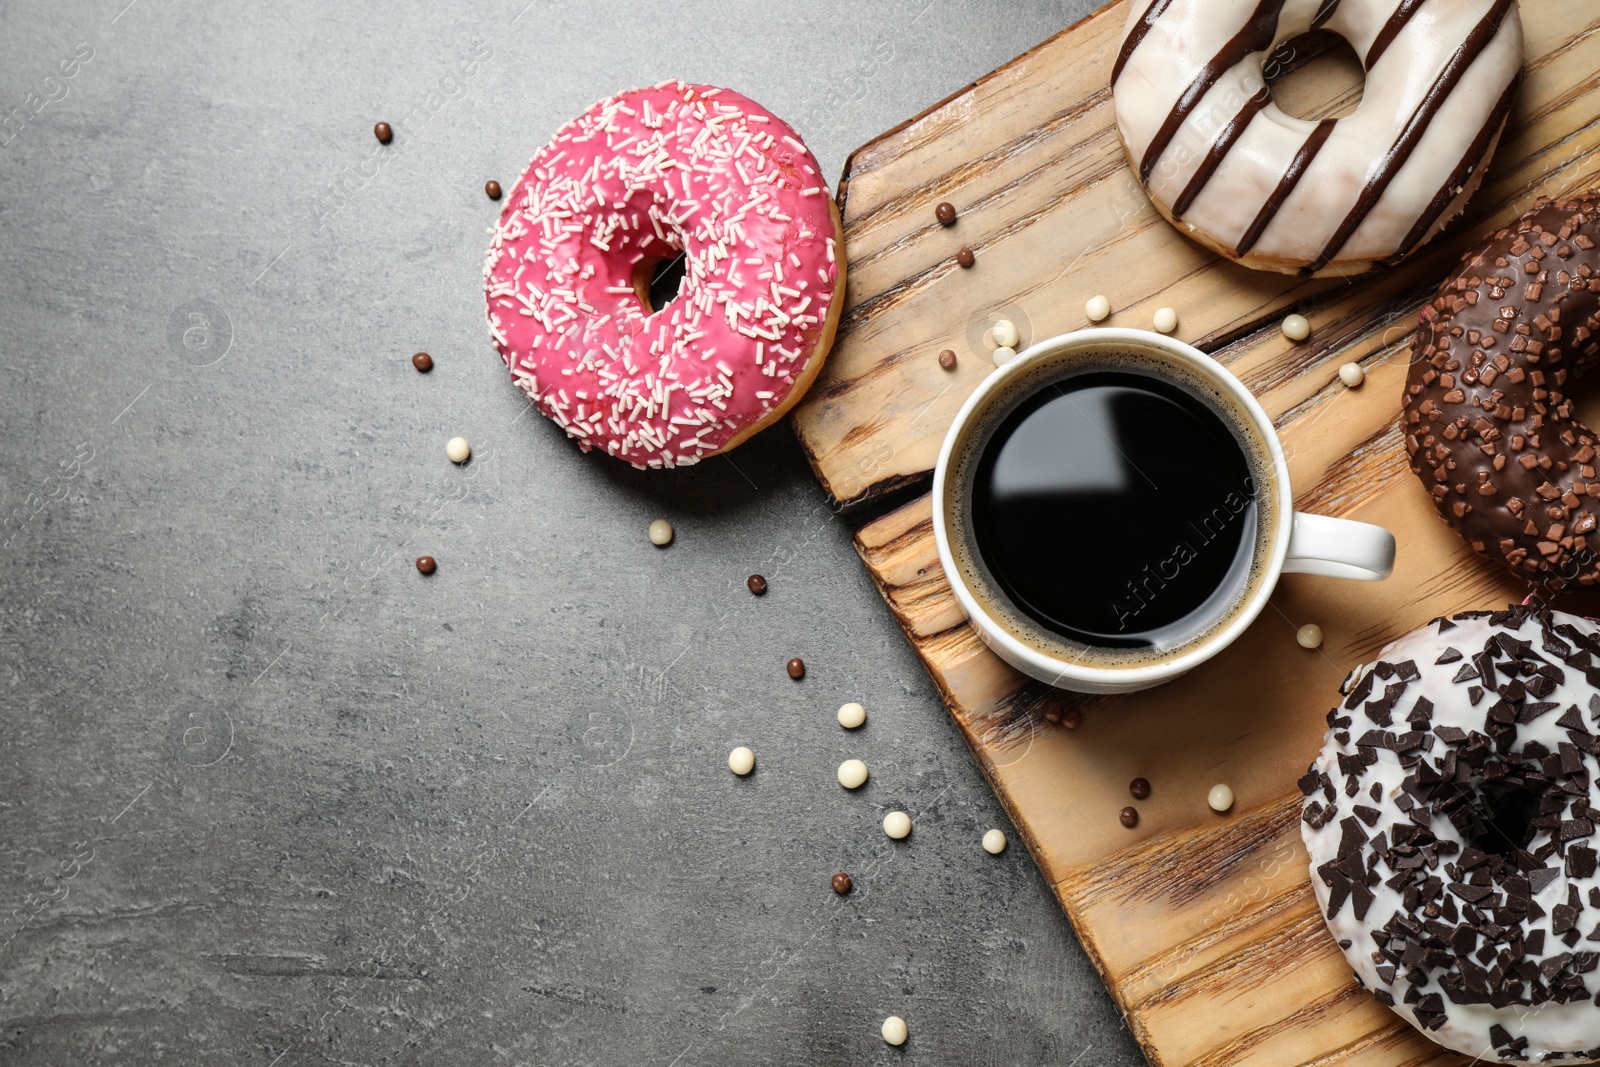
[1567,846,1597,880]
[1530,866,1561,895]
[1519,701,1562,724]
[1307,605,1600,1037]
[1404,199,1600,590]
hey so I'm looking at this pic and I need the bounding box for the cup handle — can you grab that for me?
[1282,513,1396,581]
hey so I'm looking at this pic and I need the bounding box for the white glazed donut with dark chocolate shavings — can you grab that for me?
[1301,604,1600,1063]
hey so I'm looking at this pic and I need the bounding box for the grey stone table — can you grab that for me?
[0,1,1145,1063]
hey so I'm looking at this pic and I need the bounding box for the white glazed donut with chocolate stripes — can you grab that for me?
[1301,605,1600,1063]
[1113,0,1524,277]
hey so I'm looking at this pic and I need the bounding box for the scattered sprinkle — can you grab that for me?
[992,319,1019,348]
[837,759,869,790]
[935,202,957,226]
[883,811,912,839]
[373,121,393,145]
[837,702,866,729]
[1129,777,1151,800]
[746,574,767,595]
[485,179,503,201]
[1297,623,1324,649]
[1208,783,1235,812]
[1086,294,1111,322]
[415,555,437,575]
[1153,307,1178,334]
[1061,707,1083,730]
[1282,313,1311,342]
[937,349,957,370]
[446,437,472,464]
[412,352,433,373]
[881,1016,908,1046]
[1119,806,1139,829]
[648,518,674,546]
[955,247,976,269]
[831,871,852,894]
[992,346,1019,367]
[1338,361,1366,388]
[728,746,755,776]
[982,829,1007,854]
[786,656,805,680]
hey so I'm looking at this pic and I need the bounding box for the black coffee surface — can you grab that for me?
[970,371,1257,650]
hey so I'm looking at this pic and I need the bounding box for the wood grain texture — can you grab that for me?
[827,2,1600,1064]
[795,0,1600,510]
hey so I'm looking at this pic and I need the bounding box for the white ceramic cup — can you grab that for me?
[932,328,1396,695]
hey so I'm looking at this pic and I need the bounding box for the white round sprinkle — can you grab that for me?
[1282,313,1311,342]
[881,1016,908,1046]
[883,811,912,839]
[982,327,997,350]
[1338,361,1366,388]
[1153,307,1178,334]
[992,346,1019,367]
[1297,623,1323,649]
[982,828,1008,854]
[727,746,754,776]
[1086,294,1111,322]
[837,702,866,729]
[1208,783,1235,812]
[837,759,869,790]
[992,319,1019,348]
[648,518,674,546]
[445,436,472,464]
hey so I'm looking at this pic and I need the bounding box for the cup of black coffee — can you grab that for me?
[933,328,1395,694]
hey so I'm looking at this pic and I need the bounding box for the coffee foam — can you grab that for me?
[945,343,1280,671]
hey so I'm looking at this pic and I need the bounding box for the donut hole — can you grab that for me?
[1566,363,1600,433]
[1264,31,1365,121]
[635,253,688,314]
[1466,781,1542,860]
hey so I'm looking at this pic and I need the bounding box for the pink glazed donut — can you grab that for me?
[483,82,845,469]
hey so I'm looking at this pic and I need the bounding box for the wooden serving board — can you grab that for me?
[792,3,1600,1064]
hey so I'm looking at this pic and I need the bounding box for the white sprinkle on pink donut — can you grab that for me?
[483,81,841,469]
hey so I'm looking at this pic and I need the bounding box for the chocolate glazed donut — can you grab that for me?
[1406,198,1600,589]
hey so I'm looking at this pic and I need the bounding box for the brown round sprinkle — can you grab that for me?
[485,180,503,201]
[937,349,957,370]
[1042,706,1062,725]
[415,556,437,575]
[935,202,957,226]
[1119,806,1139,828]
[955,247,976,269]
[747,574,768,596]
[786,657,805,680]
[412,352,434,373]
[1129,777,1151,800]
[831,871,852,894]
[1060,707,1083,730]
[373,121,393,145]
